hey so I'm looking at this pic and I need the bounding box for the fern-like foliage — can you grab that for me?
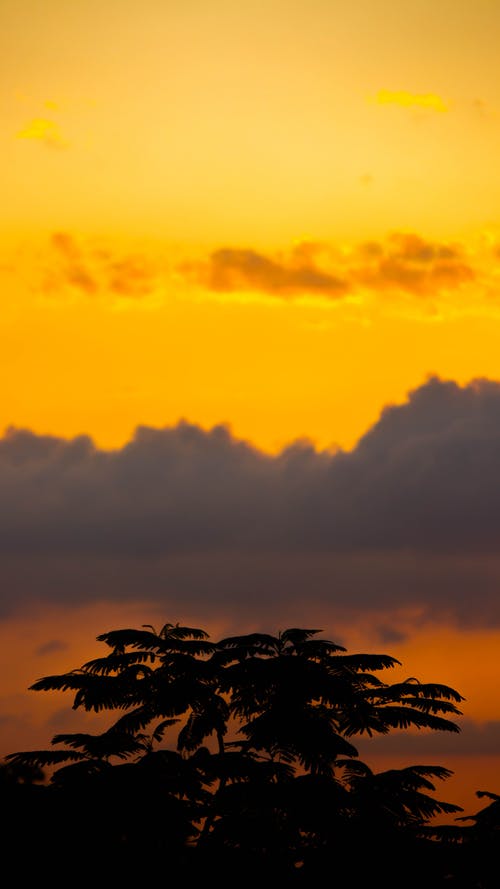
[6,616,476,880]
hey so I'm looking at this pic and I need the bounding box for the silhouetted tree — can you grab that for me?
[5,620,469,886]
[444,790,500,888]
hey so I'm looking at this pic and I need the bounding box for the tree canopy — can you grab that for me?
[3,621,497,887]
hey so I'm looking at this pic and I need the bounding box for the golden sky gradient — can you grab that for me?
[3,0,500,452]
[2,0,500,816]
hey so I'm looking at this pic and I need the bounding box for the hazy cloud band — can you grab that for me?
[2,376,500,627]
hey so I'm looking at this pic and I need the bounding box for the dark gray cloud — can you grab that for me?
[2,376,500,626]
[35,640,69,657]
[357,719,500,758]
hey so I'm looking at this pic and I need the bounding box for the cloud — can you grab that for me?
[16,118,68,149]
[374,90,449,112]
[181,246,349,299]
[41,232,159,302]
[49,232,97,294]
[3,378,500,627]
[29,229,485,313]
[357,719,500,758]
[106,255,157,297]
[35,640,69,657]
[352,232,475,297]
[179,233,476,306]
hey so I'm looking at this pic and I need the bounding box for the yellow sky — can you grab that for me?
[3,1,500,242]
[2,0,500,452]
[3,227,500,453]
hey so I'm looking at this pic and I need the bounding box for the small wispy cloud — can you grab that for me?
[16,118,68,149]
[39,231,161,306]
[373,89,449,112]
[352,231,474,297]
[36,639,68,657]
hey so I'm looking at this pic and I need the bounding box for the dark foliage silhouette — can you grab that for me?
[2,620,494,886]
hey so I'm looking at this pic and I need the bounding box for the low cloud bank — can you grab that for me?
[2,376,500,626]
[357,718,500,757]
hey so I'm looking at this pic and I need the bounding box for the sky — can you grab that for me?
[2,0,500,819]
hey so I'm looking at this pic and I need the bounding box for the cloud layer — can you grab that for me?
[34,229,491,315]
[358,719,500,757]
[2,377,500,628]
[180,233,476,304]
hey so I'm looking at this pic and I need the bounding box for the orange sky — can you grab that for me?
[2,0,500,818]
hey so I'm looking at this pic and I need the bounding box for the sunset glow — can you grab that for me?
[2,0,500,818]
